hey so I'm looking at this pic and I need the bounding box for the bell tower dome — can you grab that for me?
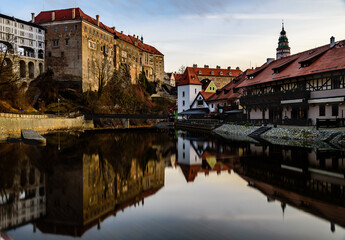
[276,21,291,60]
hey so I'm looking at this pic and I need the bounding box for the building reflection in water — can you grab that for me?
[175,130,345,233]
[0,144,46,233]
[35,132,167,237]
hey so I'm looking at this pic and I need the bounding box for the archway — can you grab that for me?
[20,60,26,78]
[28,62,34,79]
[39,63,43,75]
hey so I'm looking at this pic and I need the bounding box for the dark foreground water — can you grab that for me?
[1,130,345,240]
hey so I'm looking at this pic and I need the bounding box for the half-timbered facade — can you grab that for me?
[238,37,345,126]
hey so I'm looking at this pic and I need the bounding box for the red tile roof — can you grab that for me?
[176,67,202,86]
[35,8,116,34]
[200,91,214,100]
[238,40,345,88]
[192,67,242,78]
[208,69,254,102]
[35,8,163,56]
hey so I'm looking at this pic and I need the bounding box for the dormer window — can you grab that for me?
[220,71,223,75]
[228,72,232,76]
[211,71,214,75]
[198,70,202,74]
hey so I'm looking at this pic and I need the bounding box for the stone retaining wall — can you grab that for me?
[0,114,94,134]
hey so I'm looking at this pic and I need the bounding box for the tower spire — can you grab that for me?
[276,20,290,60]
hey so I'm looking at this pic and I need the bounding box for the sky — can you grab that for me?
[1,0,345,72]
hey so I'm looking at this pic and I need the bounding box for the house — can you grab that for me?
[238,25,345,126]
[35,8,164,91]
[201,79,217,93]
[207,69,254,115]
[191,64,242,88]
[176,67,202,118]
[0,13,45,82]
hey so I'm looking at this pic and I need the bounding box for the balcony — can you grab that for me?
[241,88,310,106]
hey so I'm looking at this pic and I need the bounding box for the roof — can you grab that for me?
[176,67,202,86]
[35,8,115,34]
[192,67,242,78]
[238,40,345,88]
[174,73,183,84]
[116,31,163,55]
[200,91,214,100]
[0,13,45,30]
[207,69,254,102]
[35,8,163,56]
[178,108,209,115]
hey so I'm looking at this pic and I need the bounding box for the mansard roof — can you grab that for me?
[238,40,345,88]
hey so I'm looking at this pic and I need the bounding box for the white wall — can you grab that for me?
[308,103,345,125]
[250,108,262,120]
[190,94,209,109]
[177,136,202,165]
[177,84,202,116]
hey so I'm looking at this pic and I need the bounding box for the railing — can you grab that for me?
[316,118,345,129]
[241,89,310,106]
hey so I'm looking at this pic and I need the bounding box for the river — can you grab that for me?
[0,129,345,240]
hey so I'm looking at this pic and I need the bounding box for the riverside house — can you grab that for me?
[238,36,345,126]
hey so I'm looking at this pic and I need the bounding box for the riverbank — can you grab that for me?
[0,113,94,134]
[213,124,345,149]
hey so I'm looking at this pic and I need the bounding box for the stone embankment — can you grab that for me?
[0,113,94,135]
[214,124,345,148]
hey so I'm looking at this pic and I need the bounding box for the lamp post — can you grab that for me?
[58,98,60,117]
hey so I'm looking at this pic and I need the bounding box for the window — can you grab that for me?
[182,91,185,97]
[64,26,68,32]
[53,40,59,46]
[65,39,69,45]
[319,104,325,116]
[54,26,58,33]
[195,89,197,94]
[61,51,64,57]
[220,71,223,75]
[84,26,87,32]
[74,24,78,30]
[182,100,185,106]
[197,100,203,106]
[332,77,340,89]
[332,104,339,116]
[48,52,52,57]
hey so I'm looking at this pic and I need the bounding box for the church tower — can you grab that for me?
[276,21,291,60]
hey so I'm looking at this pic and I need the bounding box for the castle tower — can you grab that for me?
[276,21,291,60]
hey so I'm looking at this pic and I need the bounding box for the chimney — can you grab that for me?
[266,58,275,64]
[141,36,143,44]
[31,13,35,23]
[137,36,139,39]
[72,8,76,19]
[204,65,209,68]
[193,64,197,68]
[96,15,100,26]
[227,66,231,70]
[330,36,335,48]
[52,11,55,21]
[216,65,221,69]
[121,31,123,34]
[112,26,115,31]
[133,34,136,38]
[236,67,240,70]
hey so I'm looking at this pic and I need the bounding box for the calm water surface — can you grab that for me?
[1,130,345,240]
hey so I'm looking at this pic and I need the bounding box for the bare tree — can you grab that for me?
[0,34,20,87]
[177,65,186,74]
[93,50,114,98]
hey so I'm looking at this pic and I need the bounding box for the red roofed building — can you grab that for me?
[176,67,202,117]
[34,8,164,91]
[191,64,242,88]
[239,33,345,126]
[34,8,116,92]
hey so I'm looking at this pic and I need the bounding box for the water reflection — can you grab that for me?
[0,130,345,239]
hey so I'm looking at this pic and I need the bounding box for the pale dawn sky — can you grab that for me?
[1,0,345,72]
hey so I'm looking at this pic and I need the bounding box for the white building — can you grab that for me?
[0,13,45,80]
[177,67,202,118]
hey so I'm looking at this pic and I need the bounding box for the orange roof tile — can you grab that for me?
[192,67,242,78]
[176,67,202,86]
[238,40,345,88]
[35,8,116,35]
